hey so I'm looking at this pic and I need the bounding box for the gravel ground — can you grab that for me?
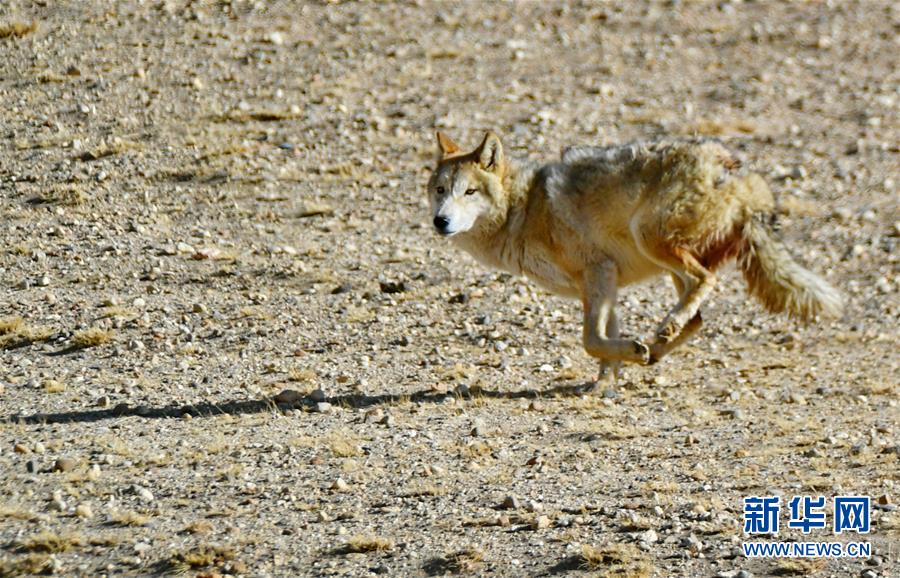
[0,1,897,577]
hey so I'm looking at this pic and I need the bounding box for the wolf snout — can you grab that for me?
[433,215,451,235]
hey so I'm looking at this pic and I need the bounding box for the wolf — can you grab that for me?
[426,131,843,383]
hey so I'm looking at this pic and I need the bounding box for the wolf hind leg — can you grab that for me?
[649,274,703,363]
[653,247,716,344]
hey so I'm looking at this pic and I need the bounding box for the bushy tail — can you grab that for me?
[739,214,843,321]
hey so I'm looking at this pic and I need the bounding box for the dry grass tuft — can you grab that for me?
[0,318,53,350]
[0,553,52,577]
[71,327,113,348]
[343,534,394,554]
[214,109,301,123]
[161,544,235,574]
[182,520,215,535]
[43,379,66,394]
[579,543,653,577]
[773,559,828,576]
[431,547,485,573]
[402,483,448,498]
[0,317,24,334]
[109,509,151,527]
[287,368,317,383]
[330,438,364,458]
[76,139,139,162]
[0,21,37,39]
[27,183,87,206]
[14,530,83,554]
[0,506,38,522]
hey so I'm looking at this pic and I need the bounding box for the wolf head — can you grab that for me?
[427,131,506,237]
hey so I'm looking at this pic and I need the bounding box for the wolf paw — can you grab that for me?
[655,323,679,344]
[631,340,650,364]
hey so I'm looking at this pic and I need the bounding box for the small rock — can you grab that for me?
[331,478,349,492]
[379,281,406,294]
[314,402,332,413]
[273,389,304,404]
[639,529,659,544]
[75,504,93,519]
[26,460,36,473]
[308,388,327,403]
[53,458,76,473]
[526,500,543,513]
[500,495,521,510]
[265,31,285,45]
[50,490,67,512]
[532,515,551,530]
[364,408,384,423]
[133,485,154,503]
[860,570,877,578]
[192,303,207,314]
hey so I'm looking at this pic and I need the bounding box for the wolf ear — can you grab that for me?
[476,131,503,173]
[436,131,460,158]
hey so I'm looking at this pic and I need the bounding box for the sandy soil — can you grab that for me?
[0,1,897,577]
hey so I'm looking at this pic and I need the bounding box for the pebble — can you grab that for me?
[75,504,93,518]
[273,389,304,404]
[681,534,703,550]
[133,485,154,503]
[53,457,76,472]
[331,478,349,492]
[314,402,332,413]
[364,408,384,423]
[526,500,543,513]
[532,515,551,529]
[860,570,877,578]
[50,490,67,511]
[500,495,521,510]
[638,529,658,544]
[308,388,327,403]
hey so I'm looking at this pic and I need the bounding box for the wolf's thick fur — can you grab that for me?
[427,132,842,379]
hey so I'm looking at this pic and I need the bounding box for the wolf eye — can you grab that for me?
[465,188,478,196]
[436,186,445,195]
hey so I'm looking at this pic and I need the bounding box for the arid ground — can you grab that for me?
[1,1,897,577]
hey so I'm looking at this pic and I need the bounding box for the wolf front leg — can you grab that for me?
[581,262,651,375]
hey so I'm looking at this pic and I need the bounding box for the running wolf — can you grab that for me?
[426,131,843,382]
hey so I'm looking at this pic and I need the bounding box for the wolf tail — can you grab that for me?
[739,214,843,321]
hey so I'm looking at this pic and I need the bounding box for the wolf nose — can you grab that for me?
[433,215,450,233]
